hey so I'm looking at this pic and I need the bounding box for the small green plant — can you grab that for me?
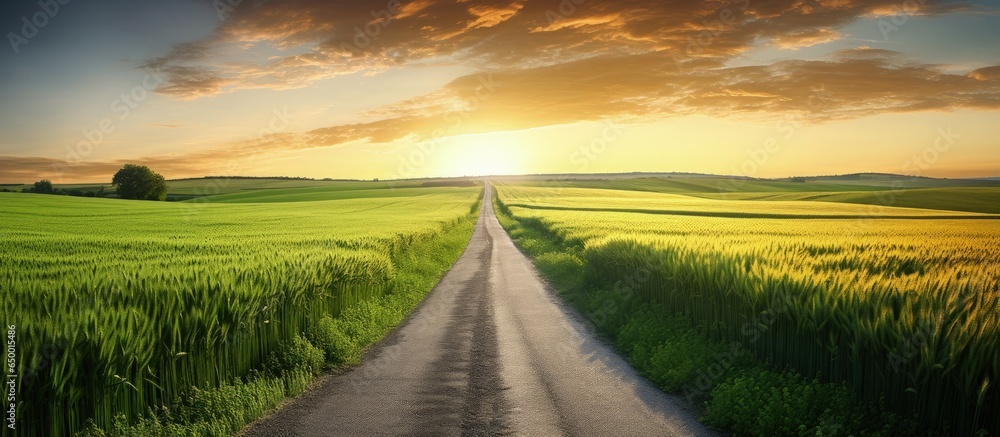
[266,335,325,376]
[616,309,728,392]
[308,315,353,363]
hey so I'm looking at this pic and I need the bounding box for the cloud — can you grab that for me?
[143,0,975,98]
[0,132,302,183]
[0,156,166,183]
[772,28,841,49]
[153,48,999,161]
[7,0,995,182]
[467,2,525,30]
[969,66,1000,81]
[267,49,1000,146]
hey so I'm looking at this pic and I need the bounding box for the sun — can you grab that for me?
[439,133,524,177]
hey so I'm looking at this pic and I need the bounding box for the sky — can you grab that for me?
[0,0,999,183]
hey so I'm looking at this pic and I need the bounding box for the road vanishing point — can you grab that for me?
[242,184,715,436]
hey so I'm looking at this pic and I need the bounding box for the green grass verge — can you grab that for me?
[77,201,480,436]
[492,193,938,437]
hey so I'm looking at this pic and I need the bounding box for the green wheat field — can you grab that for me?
[1,180,482,435]
[492,175,999,436]
[2,174,999,436]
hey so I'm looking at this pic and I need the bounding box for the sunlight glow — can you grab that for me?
[438,133,525,177]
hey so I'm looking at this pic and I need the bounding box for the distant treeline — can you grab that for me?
[170,176,319,181]
[421,180,477,187]
[5,180,108,197]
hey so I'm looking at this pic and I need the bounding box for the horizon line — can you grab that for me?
[3,170,1000,186]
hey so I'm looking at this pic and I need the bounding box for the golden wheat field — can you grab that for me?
[495,182,1000,433]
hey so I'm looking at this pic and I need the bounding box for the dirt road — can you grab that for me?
[242,184,714,436]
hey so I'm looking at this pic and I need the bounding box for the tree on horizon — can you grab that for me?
[112,164,167,201]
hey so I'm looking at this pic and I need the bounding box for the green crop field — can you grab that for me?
[497,185,997,219]
[508,175,1000,214]
[493,180,1000,435]
[5,173,998,436]
[0,183,482,436]
[692,187,1000,215]
[0,177,447,201]
[196,186,443,204]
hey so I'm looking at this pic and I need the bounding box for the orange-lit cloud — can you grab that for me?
[143,0,972,98]
[250,48,1000,145]
[772,28,841,49]
[0,132,301,182]
[467,2,525,29]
